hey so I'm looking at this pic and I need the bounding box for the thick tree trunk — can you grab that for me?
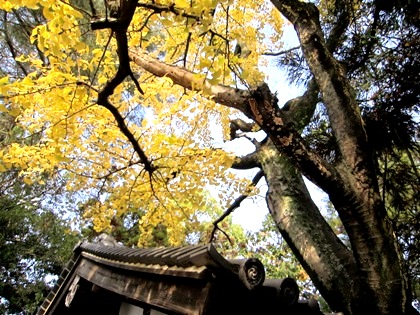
[268,1,410,314]
[259,141,361,313]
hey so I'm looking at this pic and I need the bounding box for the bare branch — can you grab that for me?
[231,152,261,170]
[3,12,29,76]
[137,2,201,22]
[262,45,300,56]
[59,0,92,18]
[210,170,264,242]
[92,0,152,172]
[230,118,256,133]
[98,97,154,173]
[183,32,192,68]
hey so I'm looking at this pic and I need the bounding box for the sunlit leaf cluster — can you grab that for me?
[0,0,284,245]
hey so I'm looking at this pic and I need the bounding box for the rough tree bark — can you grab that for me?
[259,141,360,313]
[268,1,410,314]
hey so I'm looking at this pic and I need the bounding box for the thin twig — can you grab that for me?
[262,45,300,56]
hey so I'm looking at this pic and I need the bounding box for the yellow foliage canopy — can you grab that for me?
[0,0,284,245]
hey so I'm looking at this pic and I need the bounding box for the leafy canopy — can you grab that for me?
[0,0,283,245]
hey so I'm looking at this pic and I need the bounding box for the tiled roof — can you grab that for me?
[37,237,323,315]
[37,240,267,315]
[76,240,267,288]
[78,242,232,270]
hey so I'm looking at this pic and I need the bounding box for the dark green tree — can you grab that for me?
[0,192,79,314]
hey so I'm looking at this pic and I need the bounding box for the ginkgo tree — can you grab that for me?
[0,0,418,315]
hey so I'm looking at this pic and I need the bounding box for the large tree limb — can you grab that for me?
[128,49,253,117]
[92,0,154,173]
[231,152,261,170]
[270,0,374,183]
[283,78,318,131]
[229,118,258,140]
[324,0,352,52]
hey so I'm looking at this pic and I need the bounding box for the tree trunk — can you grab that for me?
[259,141,361,313]
[267,1,410,314]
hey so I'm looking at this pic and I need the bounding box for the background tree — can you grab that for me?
[0,99,80,314]
[0,1,418,315]
[0,181,79,314]
[0,7,82,313]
